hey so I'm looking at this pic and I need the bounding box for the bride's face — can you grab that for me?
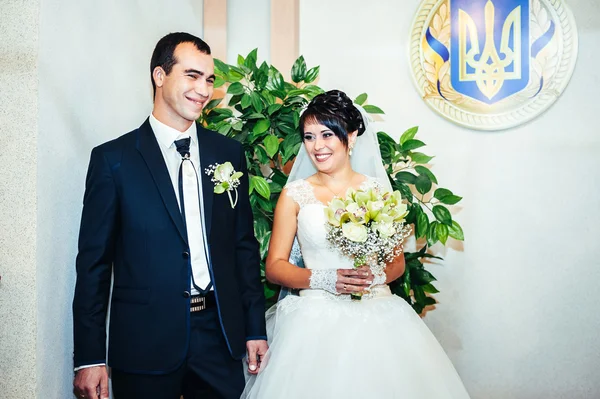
[302,122,356,173]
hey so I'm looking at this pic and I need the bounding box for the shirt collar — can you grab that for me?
[149,113,198,149]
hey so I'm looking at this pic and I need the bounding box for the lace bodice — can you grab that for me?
[285,177,383,271]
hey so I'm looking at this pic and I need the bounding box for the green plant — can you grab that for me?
[201,49,464,314]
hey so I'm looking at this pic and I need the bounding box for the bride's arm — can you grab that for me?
[384,251,406,284]
[265,188,312,288]
[266,188,371,293]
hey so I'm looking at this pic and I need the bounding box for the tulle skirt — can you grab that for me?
[242,286,470,398]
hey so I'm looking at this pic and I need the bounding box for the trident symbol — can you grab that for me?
[458,0,522,100]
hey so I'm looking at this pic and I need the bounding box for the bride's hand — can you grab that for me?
[336,266,373,294]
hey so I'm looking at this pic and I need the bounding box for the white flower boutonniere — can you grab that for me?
[205,162,243,209]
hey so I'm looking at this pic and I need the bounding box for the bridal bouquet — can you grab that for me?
[324,186,412,299]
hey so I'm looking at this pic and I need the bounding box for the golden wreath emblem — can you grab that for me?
[409,0,578,130]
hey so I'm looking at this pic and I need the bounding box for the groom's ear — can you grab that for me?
[152,66,165,89]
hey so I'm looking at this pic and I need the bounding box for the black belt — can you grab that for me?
[190,291,216,313]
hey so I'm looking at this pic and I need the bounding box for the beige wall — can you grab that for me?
[0,1,39,398]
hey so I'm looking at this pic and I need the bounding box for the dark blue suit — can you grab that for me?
[73,119,265,396]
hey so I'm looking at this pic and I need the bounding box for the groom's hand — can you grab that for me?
[246,339,268,375]
[73,366,109,399]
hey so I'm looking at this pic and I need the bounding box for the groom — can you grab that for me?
[72,32,267,399]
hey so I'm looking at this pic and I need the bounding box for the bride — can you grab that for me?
[242,90,470,398]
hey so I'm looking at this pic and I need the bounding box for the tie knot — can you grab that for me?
[174,137,191,158]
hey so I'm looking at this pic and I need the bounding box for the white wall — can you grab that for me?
[227,0,271,64]
[36,1,204,397]
[299,1,600,398]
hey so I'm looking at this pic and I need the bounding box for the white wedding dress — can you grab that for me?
[242,178,471,398]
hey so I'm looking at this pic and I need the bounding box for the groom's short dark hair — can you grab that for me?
[150,32,211,98]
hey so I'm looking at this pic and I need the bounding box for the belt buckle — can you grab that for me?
[190,295,206,312]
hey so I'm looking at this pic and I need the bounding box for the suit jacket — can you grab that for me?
[73,119,265,374]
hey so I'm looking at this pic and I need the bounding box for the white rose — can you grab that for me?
[342,222,368,242]
[373,222,396,238]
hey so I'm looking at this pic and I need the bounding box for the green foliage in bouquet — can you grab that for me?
[201,49,464,314]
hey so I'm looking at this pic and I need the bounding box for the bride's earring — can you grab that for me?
[349,142,354,156]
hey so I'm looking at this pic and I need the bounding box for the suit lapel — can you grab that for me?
[197,123,215,238]
[136,118,188,244]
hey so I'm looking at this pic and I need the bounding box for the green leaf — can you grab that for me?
[240,93,252,109]
[218,124,232,135]
[393,181,413,201]
[263,135,280,158]
[400,126,418,145]
[410,152,434,164]
[228,94,243,106]
[267,103,282,115]
[427,221,439,246]
[232,120,243,131]
[214,77,226,88]
[379,142,394,164]
[210,108,233,117]
[227,82,245,95]
[244,48,258,70]
[253,216,270,238]
[253,119,271,135]
[413,269,437,284]
[291,55,307,83]
[281,132,302,163]
[251,176,271,199]
[416,212,429,238]
[250,92,264,113]
[214,184,226,194]
[414,165,438,184]
[395,171,417,184]
[213,58,230,74]
[286,89,310,97]
[257,196,274,213]
[204,98,222,111]
[254,145,270,164]
[422,283,439,294]
[436,222,449,245]
[432,205,452,226]
[377,131,396,147]
[424,296,437,306]
[402,139,426,151]
[362,104,384,114]
[415,174,432,195]
[246,113,265,119]
[433,188,463,205]
[304,66,320,83]
[267,66,285,91]
[237,54,245,66]
[413,285,426,305]
[434,188,452,200]
[355,93,368,106]
[448,220,465,241]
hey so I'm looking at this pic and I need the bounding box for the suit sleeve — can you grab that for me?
[72,147,119,367]
[234,145,267,340]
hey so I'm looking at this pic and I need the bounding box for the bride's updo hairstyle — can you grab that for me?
[299,90,366,148]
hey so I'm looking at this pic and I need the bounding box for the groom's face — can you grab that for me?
[154,42,215,127]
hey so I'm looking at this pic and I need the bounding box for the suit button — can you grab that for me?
[182,291,191,298]
[182,251,190,259]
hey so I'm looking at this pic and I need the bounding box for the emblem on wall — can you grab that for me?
[409,0,578,130]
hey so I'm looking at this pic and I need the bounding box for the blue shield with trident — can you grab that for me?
[450,0,530,104]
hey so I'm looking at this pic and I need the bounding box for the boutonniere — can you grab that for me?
[205,162,243,209]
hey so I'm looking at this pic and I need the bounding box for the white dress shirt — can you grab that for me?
[150,113,211,294]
